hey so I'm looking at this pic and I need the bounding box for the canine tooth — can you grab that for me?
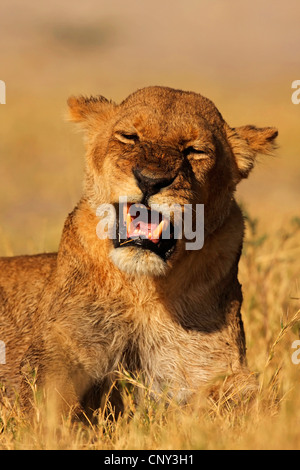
[152,220,164,239]
[126,213,132,235]
[162,219,168,230]
[123,204,129,223]
[160,219,168,236]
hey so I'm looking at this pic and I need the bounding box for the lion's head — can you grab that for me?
[68,86,277,276]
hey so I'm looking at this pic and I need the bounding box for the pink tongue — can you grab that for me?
[128,221,160,244]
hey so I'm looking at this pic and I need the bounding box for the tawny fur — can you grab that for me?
[0,86,278,419]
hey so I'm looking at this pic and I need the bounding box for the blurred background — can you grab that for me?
[0,0,299,255]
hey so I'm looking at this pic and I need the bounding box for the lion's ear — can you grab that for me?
[226,125,278,180]
[67,95,117,127]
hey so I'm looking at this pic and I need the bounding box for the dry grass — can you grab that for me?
[0,0,300,451]
[1,213,300,450]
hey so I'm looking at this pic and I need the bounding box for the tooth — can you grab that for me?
[152,220,164,239]
[123,204,129,222]
[162,219,168,231]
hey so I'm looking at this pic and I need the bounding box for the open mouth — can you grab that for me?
[113,203,177,260]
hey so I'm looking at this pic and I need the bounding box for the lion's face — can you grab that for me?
[68,87,278,276]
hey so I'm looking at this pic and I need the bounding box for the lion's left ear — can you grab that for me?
[226,125,278,180]
[67,95,117,129]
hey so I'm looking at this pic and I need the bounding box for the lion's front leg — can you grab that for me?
[19,340,94,424]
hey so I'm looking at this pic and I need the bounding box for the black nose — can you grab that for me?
[132,167,176,197]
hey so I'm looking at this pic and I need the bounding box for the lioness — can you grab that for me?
[0,86,277,419]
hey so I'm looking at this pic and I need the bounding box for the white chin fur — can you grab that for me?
[110,246,168,277]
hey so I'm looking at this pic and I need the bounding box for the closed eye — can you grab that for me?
[183,146,208,159]
[116,132,139,144]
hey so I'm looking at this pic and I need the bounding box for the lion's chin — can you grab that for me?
[109,246,168,277]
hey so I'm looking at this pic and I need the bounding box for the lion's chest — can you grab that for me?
[118,300,236,397]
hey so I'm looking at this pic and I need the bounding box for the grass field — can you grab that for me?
[0,0,300,450]
[1,213,300,450]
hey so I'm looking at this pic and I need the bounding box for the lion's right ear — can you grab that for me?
[67,95,117,128]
